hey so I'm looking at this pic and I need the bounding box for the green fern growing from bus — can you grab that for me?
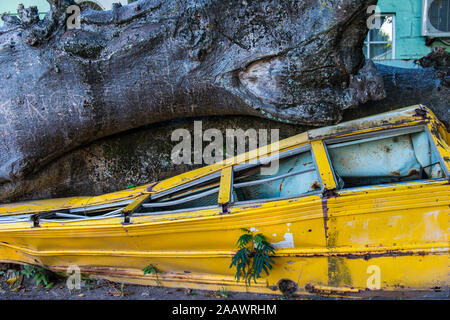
[230,228,275,285]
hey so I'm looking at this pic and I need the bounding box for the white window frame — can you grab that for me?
[364,13,396,60]
[230,145,323,205]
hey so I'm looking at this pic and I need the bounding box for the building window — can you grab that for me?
[364,14,395,60]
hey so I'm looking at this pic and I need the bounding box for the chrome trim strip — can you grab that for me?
[234,167,315,189]
[135,205,218,216]
[69,200,132,214]
[231,191,322,207]
[143,187,219,208]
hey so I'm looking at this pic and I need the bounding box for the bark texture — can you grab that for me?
[0,1,448,203]
[343,48,450,128]
[0,116,307,202]
[0,0,383,186]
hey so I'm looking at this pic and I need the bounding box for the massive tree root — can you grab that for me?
[3,1,448,203]
[0,0,384,187]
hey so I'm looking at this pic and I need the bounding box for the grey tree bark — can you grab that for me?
[0,0,383,186]
[0,1,448,203]
[349,49,449,128]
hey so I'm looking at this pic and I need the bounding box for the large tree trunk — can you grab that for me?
[0,116,308,202]
[344,52,450,127]
[0,0,383,186]
[0,1,448,203]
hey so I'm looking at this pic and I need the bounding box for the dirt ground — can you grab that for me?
[0,263,298,300]
[0,275,313,300]
[0,278,278,300]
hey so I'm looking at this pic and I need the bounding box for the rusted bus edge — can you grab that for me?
[307,105,430,141]
[304,284,448,298]
[8,260,449,298]
[49,266,274,295]
[49,266,268,286]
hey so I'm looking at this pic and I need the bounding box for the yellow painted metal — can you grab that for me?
[0,105,448,297]
[310,140,337,190]
[122,193,152,215]
[0,183,153,216]
[217,167,233,205]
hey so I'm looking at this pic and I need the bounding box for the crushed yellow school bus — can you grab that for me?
[0,105,449,297]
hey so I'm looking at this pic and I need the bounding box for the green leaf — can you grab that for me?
[21,267,33,278]
[45,282,55,289]
[253,233,271,249]
[142,264,157,276]
[236,233,253,249]
[230,229,276,286]
[230,248,250,281]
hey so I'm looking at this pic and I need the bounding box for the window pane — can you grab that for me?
[140,176,220,213]
[327,131,445,189]
[369,15,394,42]
[369,43,392,60]
[233,150,321,202]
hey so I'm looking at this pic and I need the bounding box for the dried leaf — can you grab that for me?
[107,289,132,297]
[11,285,21,292]
[6,275,19,286]
[108,290,121,297]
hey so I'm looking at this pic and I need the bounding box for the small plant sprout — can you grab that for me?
[142,264,161,286]
[218,287,229,298]
[21,265,54,289]
[230,228,275,285]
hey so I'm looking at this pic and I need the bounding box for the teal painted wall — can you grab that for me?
[376,0,449,61]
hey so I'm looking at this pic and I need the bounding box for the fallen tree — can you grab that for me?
[0,1,448,202]
[0,0,383,186]
[347,48,450,128]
